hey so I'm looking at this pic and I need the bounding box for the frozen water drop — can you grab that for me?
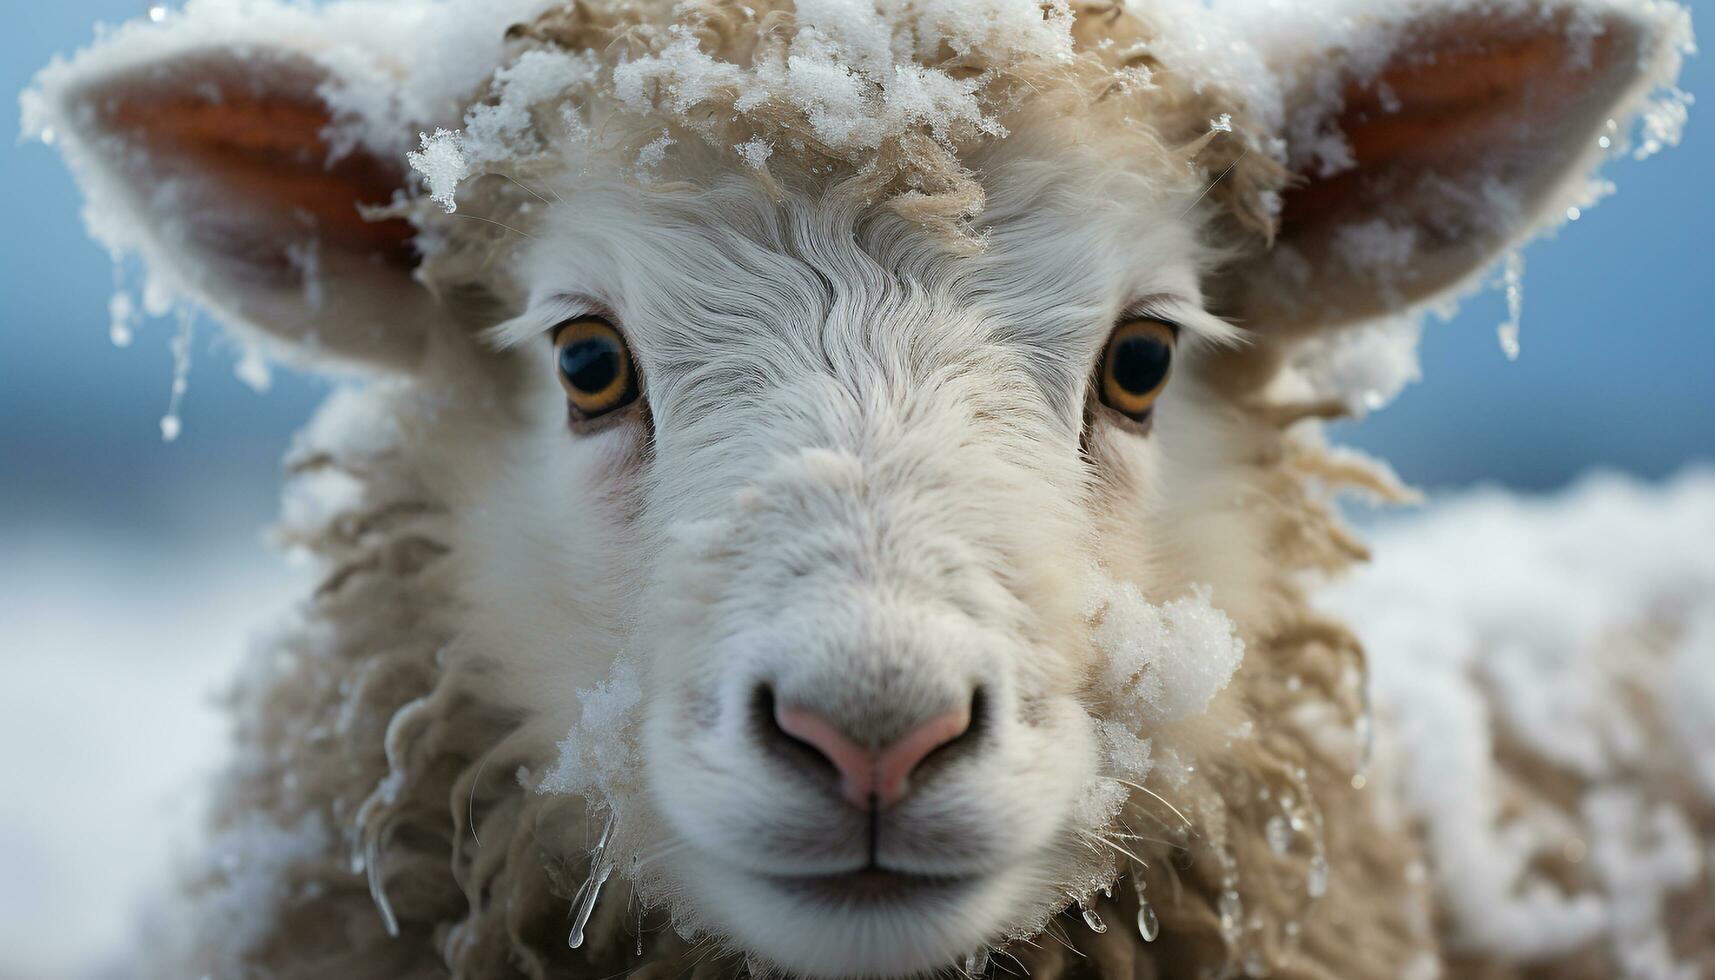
[1218,889,1243,941]
[1598,135,1612,149]
[159,414,182,442]
[565,859,611,949]
[568,813,617,950]
[963,949,991,978]
[235,349,272,393]
[1266,815,1292,855]
[1497,250,1525,361]
[1566,206,1582,222]
[1081,904,1108,934]
[40,127,56,146]
[1307,853,1329,898]
[148,4,168,21]
[108,292,134,347]
[1137,900,1160,941]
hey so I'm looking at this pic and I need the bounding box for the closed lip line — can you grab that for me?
[759,865,984,903]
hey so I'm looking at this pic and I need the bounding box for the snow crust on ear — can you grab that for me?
[20,0,547,373]
[1212,0,1693,335]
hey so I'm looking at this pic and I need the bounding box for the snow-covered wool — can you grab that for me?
[22,0,1702,977]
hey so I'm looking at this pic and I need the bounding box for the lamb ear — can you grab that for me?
[29,40,436,372]
[1218,0,1690,333]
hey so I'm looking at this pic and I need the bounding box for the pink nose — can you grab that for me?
[773,702,972,809]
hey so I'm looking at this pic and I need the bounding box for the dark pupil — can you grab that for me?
[560,338,620,393]
[1112,335,1170,394]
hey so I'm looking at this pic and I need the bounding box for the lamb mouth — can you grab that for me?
[763,866,981,906]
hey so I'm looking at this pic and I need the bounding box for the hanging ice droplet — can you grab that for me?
[1354,668,1374,779]
[365,834,400,938]
[567,813,618,950]
[1218,889,1243,942]
[235,348,272,393]
[148,4,168,21]
[40,127,56,146]
[1598,135,1612,149]
[1265,815,1292,855]
[108,292,134,347]
[566,860,612,949]
[963,949,991,978]
[1307,853,1330,898]
[1081,903,1108,934]
[1137,900,1160,942]
[160,307,194,443]
[1497,250,1525,361]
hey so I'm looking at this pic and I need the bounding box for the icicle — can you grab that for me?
[1497,250,1525,361]
[1218,888,1243,943]
[159,306,194,442]
[235,348,272,393]
[107,292,134,348]
[365,835,400,938]
[566,860,612,949]
[963,949,991,978]
[1134,875,1160,941]
[1080,902,1108,934]
[1351,661,1374,781]
[1307,853,1329,898]
[1138,900,1160,942]
[567,813,617,950]
[1266,815,1292,855]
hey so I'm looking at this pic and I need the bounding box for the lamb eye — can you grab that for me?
[553,318,637,418]
[1098,317,1176,421]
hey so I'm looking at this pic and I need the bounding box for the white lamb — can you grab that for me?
[24,0,1708,977]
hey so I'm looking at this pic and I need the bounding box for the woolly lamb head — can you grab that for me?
[26,0,1692,976]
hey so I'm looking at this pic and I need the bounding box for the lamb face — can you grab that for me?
[460,158,1244,973]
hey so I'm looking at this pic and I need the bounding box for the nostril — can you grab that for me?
[761,688,983,810]
[752,684,841,779]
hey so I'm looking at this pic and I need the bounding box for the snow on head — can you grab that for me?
[407,129,471,214]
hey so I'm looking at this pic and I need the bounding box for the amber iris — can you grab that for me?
[554,318,637,417]
[1098,317,1175,420]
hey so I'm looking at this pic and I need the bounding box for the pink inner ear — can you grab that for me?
[93,53,418,271]
[1280,17,1628,237]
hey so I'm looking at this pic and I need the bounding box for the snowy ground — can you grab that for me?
[0,526,308,979]
[0,469,1709,978]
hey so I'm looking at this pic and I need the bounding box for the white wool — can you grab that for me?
[1328,468,1715,962]
[195,812,332,962]
[1287,314,1424,414]
[1667,608,1715,800]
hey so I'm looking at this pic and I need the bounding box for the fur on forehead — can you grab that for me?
[414,0,1277,269]
[489,131,1244,354]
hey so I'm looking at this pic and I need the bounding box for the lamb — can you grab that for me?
[23,0,1706,977]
